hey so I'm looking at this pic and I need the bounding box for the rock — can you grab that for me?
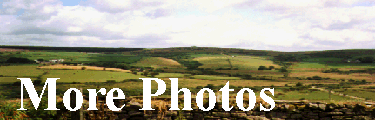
[128,111,143,117]
[217,112,231,117]
[318,104,326,111]
[290,114,303,119]
[327,112,343,116]
[231,112,247,118]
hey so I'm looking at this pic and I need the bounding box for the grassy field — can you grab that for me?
[1,48,375,103]
[131,57,183,68]
[8,51,143,64]
[274,90,354,101]
[190,75,241,80]
[0,66,44,77]
[42,70,143,83]
[155,73,189,78]
[194,55,279,70]
[0,66,142,83]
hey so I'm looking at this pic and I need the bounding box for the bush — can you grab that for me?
[106,80,116,83]
[330,68,340,72]
[81,67,87,70]
[307,75,323,80]
[132,71,137,75]
[268,66,275,70]
[154,68,165,72]
[0,100,28,119]
[143,71,149,76]
[241,74,252,80]
[6,57,33,63]
[12,81,21,86]
[279,67,288,73]
[34,80,42,85]
[25,97,59,119]
[196,86,203,90]
[150,72,159,77]
[312,75,322,80]
[258,66,267,70]
[205,84,215,89]
[322,70,331,73]
[296,82,303,87]
[130,68,137,72]
[232,68,239,70]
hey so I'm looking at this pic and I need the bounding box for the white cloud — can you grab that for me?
[0,0,374,51]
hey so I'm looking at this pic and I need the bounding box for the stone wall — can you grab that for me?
[84,98,375,120]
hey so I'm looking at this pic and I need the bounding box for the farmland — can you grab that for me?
[1,46,375,119]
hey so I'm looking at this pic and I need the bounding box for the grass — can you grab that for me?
[194,55,279,70]
[274,90,355,101]
[131,57,183,68]
[0,66,44,77]
[294,62,375,69]
[9,51,143,64]
[333,88,375,101]
[155,73,189,78]
[0,66,143,83]
[190,75,241,80]
[42,70,143,83]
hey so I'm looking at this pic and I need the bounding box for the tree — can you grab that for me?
[6,57,32,63]
[278,62,293,78]
[258,66,267,70]
[181,60,203,70]
[143,71,149,77]
[37,58,44,61]
[150,72,159,77]
[268,66,275,70]
[359,56,374,63]
[296,82,303,87]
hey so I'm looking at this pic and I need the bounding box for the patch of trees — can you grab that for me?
[357,56,374,63]
[306,75,324,80]
[258,66,275,70]
[273,54,310,62]
[179,60,203,70]
[6,57,33,63]
[322,68,375,75]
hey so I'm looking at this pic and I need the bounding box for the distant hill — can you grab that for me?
[130,47,281,56]
[1,45,374,59]
[0,45,144,52]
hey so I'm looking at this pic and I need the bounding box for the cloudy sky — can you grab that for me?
[1,0,375,51]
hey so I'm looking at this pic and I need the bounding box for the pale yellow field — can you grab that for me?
[194,55,280,70]
[38,64,131,72]
[131,57,183,68]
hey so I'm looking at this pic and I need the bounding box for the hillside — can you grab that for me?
[130,57,184,68]
[193,55,279,70]
[0,45,143,52]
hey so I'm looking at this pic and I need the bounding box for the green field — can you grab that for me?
[275,90,354,101]
[1,47,375,103]
[191,75,241,80]
[131,57,183,68]
[0,66,144,83]
[194,55,279,70]
[155,73,189,78]
[7,51,143,64]
[0,66,44,77]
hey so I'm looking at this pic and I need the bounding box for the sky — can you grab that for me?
[0,0,375,52]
